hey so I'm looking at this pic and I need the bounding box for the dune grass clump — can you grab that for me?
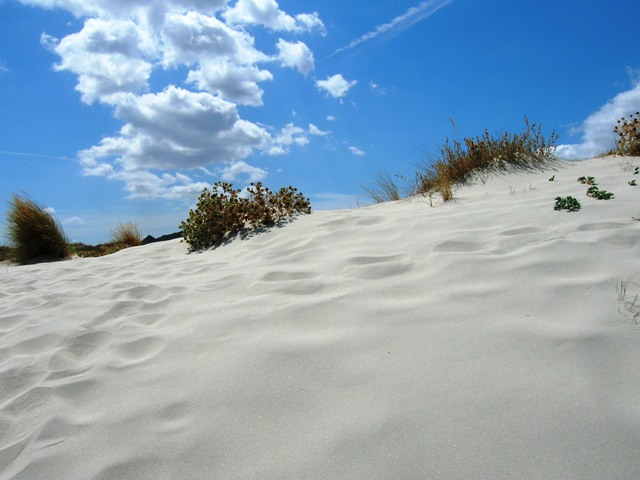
[614,113,640,156]
[110,222,142,247]
[6,194,70,263]
[416,117,558,201]
[361,169,403,204]
[180,182,311,252]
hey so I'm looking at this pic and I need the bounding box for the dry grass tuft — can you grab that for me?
[361,169,403,204]
[416,117,558,202]
[6,194,70,264]
[110,222,142,247]
[617,276,640,323]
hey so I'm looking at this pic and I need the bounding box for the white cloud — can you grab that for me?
[308,123,330,136]
[316,74,357,99]
[22,0,325,200]
[326,115,336,121]
[276,39,314,76]
[220,160,267,183]
[63,216,87,225]
[41,18,153,104]
[349,146,366,156]
[224,0,324,33]
[0,60,8,72]
[265,123,309,155]
[187,61,273,106]
[161,11,266,67]
[333,0,453,55]
[556,82,640,160]
[79,86,272,198]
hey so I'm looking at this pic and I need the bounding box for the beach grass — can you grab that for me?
[416,117,559,201]
[6,194,71,264]
[110,222,142,247]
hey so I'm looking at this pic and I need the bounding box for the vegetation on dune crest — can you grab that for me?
[110,222,142,247]
[6,194,70,264]
[180,181,311,252]
[416,117,558,201]
[614,112,640,157]
[362,117,559,205]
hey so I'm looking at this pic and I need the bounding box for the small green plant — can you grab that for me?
[548,175,556,182]
[629,180,637,186]
[634,167,639,175]
[586,186,614,200]
[110,222,142,247]
[614,113,640,156]
[577,176,596,185]
[6,193,70,264]
[180,182,311,251]
[554,196,581,212]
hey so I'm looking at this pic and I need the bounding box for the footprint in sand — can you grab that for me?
[109,336,165,368]
[344,254,413,280]
[47,331,112,373]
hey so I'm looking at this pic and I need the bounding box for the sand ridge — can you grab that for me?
[2,156,640,479]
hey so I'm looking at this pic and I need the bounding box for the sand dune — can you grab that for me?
[2,156,640,479]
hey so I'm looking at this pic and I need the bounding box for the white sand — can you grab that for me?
[2,156,640,479]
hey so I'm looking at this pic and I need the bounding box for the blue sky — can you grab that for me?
[1,0,639,244]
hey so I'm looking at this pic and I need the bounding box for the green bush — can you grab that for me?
[586,186,614,200]
[180,182,311,251]
[554,196,581,212]
[577,176,596,185]
[6,194,70,263]
[614,113,640,156]
[417,117,558,201]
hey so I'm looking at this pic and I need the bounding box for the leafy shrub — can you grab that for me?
[586,186,614,200]
[180,182,311,251]
[110,222,142,247]
[577,176,596,185]
[629,180,637,186]
[614,113,640,156]
[554,196,581,212]
[6,194,70,263]
[417,117,558,201]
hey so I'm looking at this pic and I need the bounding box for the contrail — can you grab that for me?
[331,0,453,56]
[0,150,72,161]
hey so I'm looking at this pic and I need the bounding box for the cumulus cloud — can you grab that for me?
[316,74,357,99]
[224,0,324,33]
[187,62,273,106]
[79,86,272,198]
[41,18,153,104]
[22,0,325,200]
[276,39,314,76]
[266,123,309,155]
[556,82,640,160]
[220,160,267,183]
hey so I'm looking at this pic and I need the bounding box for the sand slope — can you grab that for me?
[2,156,640,479]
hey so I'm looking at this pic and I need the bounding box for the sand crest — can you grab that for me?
[2,156,640,479]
